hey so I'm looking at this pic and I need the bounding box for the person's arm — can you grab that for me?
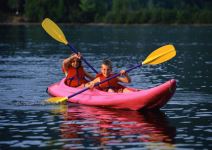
[62,57,72,76]
[62,53,80,76]
[62,59,69,76]
[117,70,131,83]
[85,77,100,89]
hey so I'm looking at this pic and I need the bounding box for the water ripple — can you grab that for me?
[0,25,212,149]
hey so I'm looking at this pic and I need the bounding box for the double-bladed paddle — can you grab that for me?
[41,18,98,74]
[46,44,176,104]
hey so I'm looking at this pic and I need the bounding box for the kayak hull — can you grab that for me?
[47,78,176,111]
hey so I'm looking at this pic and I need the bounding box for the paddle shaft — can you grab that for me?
[67,63,142,99]
[67,43,98,74]
[41,18,98,74]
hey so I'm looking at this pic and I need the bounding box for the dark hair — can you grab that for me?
[102,59,112,69]
[77,59,82,68]
[70,57,82,68]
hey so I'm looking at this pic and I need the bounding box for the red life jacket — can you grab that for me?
[65,66,88,87]
[96,73,124,92]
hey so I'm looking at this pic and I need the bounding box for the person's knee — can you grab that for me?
[108,88,115,93]
[123,88,132,93]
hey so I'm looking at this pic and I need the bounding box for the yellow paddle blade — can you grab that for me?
[142,44,176,65]
[41,18,68,45]
[45,97,68,104]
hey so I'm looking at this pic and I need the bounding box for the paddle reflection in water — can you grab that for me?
[59,105,176,149]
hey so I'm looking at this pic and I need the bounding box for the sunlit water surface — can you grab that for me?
[0,25,211,149]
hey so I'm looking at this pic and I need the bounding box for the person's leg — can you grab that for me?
[108,88,115,92]
[122,88,133,93]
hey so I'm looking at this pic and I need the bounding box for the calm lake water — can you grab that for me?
[0,24,211,149]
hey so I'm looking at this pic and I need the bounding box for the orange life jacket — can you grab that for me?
[65,66,88,87]
[96,73,124,92]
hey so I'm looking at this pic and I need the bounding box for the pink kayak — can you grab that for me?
[47,78,176,111]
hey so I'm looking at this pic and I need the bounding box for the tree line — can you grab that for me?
[1,0,212,24]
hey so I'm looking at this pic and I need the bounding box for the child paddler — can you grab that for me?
[86,59,132,93]
[62,53,94,87]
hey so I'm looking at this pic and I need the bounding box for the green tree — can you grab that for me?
[1,0,212,24]
[25,0,65,22]
[25,0,44,22]
[79,0,97,22]
[197,10,212,23]
[63,0,81,22]
[79,0,111,23]
[176,10,192,24]
[161,9,177,24]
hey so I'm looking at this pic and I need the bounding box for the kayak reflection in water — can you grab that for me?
[62,53,94,88]
[59,106,176,149]
[85,59,132,93]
